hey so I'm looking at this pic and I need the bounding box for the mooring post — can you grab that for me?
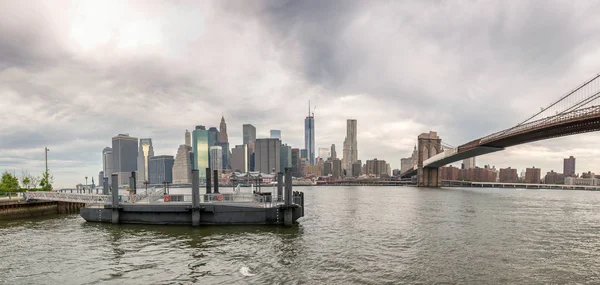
[277,172,283,202]
[103,178,109,195]
[131,171,137,195]
[111,174,119,224]
[191,169,201,226]
[205,168,212,194]
[284,167,293,226]
[213,169,219,193]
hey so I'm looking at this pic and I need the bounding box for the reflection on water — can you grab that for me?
[2,186,600,284]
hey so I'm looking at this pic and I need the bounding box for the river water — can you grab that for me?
[2,186,600,284]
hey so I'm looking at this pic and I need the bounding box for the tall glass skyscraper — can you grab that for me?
[304,113,315,165]
[209,146,223,172]
[243,124,256,145]
[192,126,209,182]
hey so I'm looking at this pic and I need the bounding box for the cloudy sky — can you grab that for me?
[2,0,600,187]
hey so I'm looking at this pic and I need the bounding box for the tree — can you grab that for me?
[30,175,41,189]
[0,171,20,193]
[22,176,31,190]
[39,170,53,191]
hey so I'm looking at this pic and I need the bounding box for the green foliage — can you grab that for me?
[39,170,54,191]
[0,171,20,192]
[22,176,31,189]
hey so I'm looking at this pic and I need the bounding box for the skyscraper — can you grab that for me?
[148,155,174,184]
[209,146,223,172]
[343,119,358,170]
[231,145,248,173]
[291,148,301,177]
[304,105,315,165]
[270,130,281,139]
[219,116,229,143]
[102,147,113,184]
[208,127,219,147]
[318,148,329,161]
[173,130,193,184]
[463,157,476,169]
[137,138,154,183]
[564,156,576,176]
[280,144,292,169]
[185,130,191,147]
[111,134,138,186]
[243,124,256,145]
[192,126,209,182]
[330,144,336,159]
[254,138,281,173]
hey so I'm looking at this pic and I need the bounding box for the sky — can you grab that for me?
[3,0,600,188]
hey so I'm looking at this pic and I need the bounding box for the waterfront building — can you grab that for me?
[102,147,114,185]
[209,146,223,172]
[342,119,358,171]
[270,130,281,139]
[112,134,138,186]
[304,108,315,165]
[148,155,174,184]
[441,166,460,180]
[291,148,301,177]
[365,159,387,177]
[351,161,361,177]
[192,126,209,181]
[499,167,518,183]
[243,124,256,145]
[219,116,229,143]
[332,159,343,179]
[565,176,599,186]
[323,161,332,176]
[525,167,541,184]
[137,138,154,184]
[303,164,322,177]
[330,144,337,159]
[254,138,281,174]
[231,145,248,173]
[544,170,565,184]
[564,156,576,177]
[458,167,496,182]
[462,157,476,169]
[280,144,292,170]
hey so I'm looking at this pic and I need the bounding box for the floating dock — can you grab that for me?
[80,168,304,226]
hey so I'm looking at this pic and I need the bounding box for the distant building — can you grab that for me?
[102,147,113,185]
[209,146,223,172]
[280,144,292,170]
[440,166,460,180]
[173,144,193,184]
[270,130,281,139]
[365,159,387,177]
[499,167,518,183]
[463,157,476,169]
[112,134,138,186]
[291,148,301,177]
[563,156,576,177]
[400,157,413,174]
[148,155,174,184]
[333,159,343,179]
[137,138,154,184]
[254,138,281,173]
[192,126,209,182]
[565,176,599,186]
[231,145,248,173]
[208,127,219,147]
[323,160,332,176]
[458,167,496,182]
[330,144,337,159]
[219,116,229,143]
[304,108,315,165]
[243,124,256,145]
[318,147,329,161]
[544,170,565,184]
[351,161,361,177]
[303,164,323,177]
[300,149,307,160]
[185,130,191,147]
[525,167,541,184]
[98,171,104,187]
[343,119,358,170]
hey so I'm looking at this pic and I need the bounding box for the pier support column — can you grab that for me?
[277,172,283,202]
[284,167,293,226]
[213,170,219,193]
[418,167,440,187]
[191,170,201,226]
[102,178,109,195]
[111,174,119,224]
[205,168,212,194]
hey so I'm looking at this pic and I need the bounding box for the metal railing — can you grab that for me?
[24,192,110,204]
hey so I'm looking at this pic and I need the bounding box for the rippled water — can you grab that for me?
[2,186,600,284]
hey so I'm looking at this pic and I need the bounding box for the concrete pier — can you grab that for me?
[111,174,119,224]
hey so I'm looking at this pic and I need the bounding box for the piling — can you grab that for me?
[191,169,200,226]
[102,178,109,195]
[111,174,119,224]
[205,168,212,194]
[284,167,293,226]
[277,172,283,202]
[213,170,219,193]
[131,171,137,194]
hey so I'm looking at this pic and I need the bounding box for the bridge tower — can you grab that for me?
[417,131,442,187]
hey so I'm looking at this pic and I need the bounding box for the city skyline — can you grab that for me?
[4,1,600,187]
